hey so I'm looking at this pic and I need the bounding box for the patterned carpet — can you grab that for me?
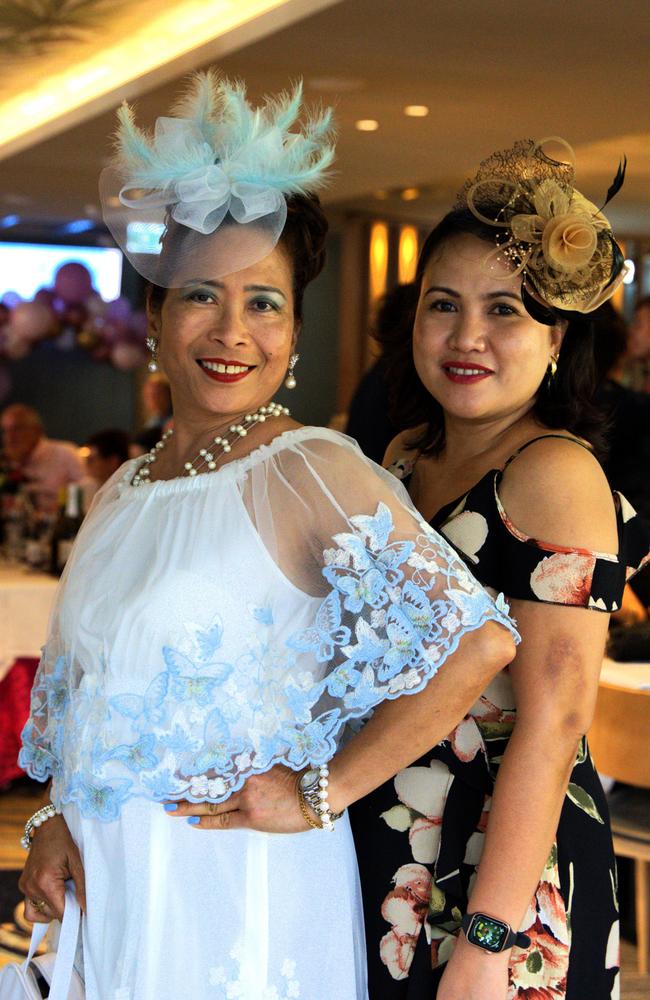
[0,785,648,994]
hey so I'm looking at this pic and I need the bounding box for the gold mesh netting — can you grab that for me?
[455,138,625,314]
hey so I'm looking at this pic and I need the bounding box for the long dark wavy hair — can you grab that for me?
[375,208,606,456]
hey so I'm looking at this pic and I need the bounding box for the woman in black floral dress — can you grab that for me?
[350,139,649,1000]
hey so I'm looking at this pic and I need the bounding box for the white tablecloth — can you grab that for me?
[600,656,650,692]
[0,565,58,680]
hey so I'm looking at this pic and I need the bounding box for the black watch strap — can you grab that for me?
[461,912,531,952]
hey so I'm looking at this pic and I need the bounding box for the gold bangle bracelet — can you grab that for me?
[296,779,322,830]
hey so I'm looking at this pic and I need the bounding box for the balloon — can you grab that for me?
[61,304,88,330]
[106,297,132,324]
[7,300,56,342]
[4,332,31,360]
[86,295,108,319]
[111,342,146,371]
[54,262,93,305]
[34,287,56,307]
[0,366,11,402]
[76,329,100,351]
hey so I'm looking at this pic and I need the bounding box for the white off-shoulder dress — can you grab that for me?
[20,427,517,1000]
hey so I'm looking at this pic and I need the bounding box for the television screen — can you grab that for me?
[0,242,123,302]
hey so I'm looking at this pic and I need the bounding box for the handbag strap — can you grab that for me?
[23,883,81,997]
[24,920,50,966]
[48,883,81,1000]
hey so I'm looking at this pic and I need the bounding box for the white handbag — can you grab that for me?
[0,884,84,1000]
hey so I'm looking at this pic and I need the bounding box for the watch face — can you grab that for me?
[469,915,508,953]
[299,769,319,790]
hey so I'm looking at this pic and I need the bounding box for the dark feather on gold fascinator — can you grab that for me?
[456,137,628,314]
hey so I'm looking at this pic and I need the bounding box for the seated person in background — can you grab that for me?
[132,372,173,455]
[82,428,131,505]
[345,283,418,463]
[617,294,650,392]
[593,302,650,616]
[0,404,82,513]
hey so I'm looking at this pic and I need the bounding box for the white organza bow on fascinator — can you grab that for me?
[99,73,335,286]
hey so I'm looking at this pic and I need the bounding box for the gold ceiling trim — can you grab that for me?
[0,0,341,161]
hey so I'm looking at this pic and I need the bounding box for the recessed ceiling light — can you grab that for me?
[401,188,420,201]
[355,119,379,132]
[404,105,429,117]
[3,193,30,207]
[308,76,364,93]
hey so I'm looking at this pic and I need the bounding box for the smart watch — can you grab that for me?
[460,912,531,953]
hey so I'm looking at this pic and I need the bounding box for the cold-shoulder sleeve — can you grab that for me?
[433,469,650,613]
[20,430,518,815]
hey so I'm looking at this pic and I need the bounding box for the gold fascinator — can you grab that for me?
[456,137,628,314]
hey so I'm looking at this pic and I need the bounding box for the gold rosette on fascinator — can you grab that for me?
[456,137,627,313]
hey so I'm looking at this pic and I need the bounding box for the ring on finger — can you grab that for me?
[29,898,47,913]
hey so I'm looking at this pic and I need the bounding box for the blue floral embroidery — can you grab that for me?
[286,590,351,661]
[109,671,169,729]
[19,501,519,818]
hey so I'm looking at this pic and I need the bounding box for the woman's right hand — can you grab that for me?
[18,814,86,922]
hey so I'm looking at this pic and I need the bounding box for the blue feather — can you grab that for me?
[110,72,335,199]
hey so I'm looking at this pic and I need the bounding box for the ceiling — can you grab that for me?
[1,0,650,236]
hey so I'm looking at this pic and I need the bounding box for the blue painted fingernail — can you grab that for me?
[163,803,178,812]
[187,817,200,826]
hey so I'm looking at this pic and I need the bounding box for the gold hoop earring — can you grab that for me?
[549,355,558,378]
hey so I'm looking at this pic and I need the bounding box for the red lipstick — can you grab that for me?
[197,357,256,384]
[441,361,494,385]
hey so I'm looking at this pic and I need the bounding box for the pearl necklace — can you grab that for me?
[132,401,290,487]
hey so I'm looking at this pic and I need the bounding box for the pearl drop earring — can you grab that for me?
[146,337,159,373]
[285,353,299,389]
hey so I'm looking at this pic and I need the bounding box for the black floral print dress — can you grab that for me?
[350,435,650,1000]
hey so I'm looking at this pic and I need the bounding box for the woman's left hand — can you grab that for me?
[436,937,510,1000]
[163,765,316,833]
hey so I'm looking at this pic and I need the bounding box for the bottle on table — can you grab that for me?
[50,484,84,575]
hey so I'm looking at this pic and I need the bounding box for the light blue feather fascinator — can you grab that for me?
[99,71,336,286]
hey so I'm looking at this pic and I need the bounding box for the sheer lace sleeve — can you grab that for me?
[20,430,518,816]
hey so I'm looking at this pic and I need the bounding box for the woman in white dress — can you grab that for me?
[18,74,517,1000]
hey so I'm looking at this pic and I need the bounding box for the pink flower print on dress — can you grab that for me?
[535,880,570,947]
[529,551,595,604]
[380,863,432,980]
[442,510,489,564]
[390,762,453,863]
[507,916,569,999]
[449,716,484,763]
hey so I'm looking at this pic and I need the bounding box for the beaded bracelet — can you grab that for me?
[298,764,342,832]
[21,804,59,850]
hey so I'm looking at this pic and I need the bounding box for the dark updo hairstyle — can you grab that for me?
[376,208,606,456]
[147,192,328,324]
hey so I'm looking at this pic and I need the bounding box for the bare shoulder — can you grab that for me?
[383,427,424,469]
[499,436,618,552]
